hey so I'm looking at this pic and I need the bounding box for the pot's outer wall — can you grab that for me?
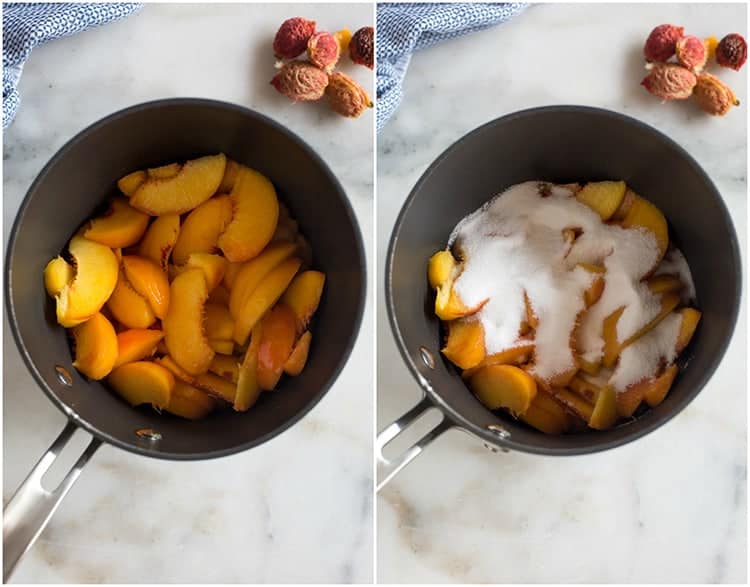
[7,99,366,458]
[387,106,741,454]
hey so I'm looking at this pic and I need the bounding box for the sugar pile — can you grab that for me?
[448,181,693,390]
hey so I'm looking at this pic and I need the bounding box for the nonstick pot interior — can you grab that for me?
[6,99,365,459]
[387,106,740,455]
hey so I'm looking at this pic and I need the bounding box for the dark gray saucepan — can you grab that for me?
[378,106,741,489]
[4,98,366,578]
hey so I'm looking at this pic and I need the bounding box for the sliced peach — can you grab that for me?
[441,319,485,370]
[235,322,263,412]
[552,388,594,421]
[644,364,679,408]
[154,355,194,384]
[577,264,606,307]
[147,162,181,179]
[55,236,119,327]
[576,181,626,220]
[82,197,149,248]
[71,312,118,380]
[280,269,326,332]
[209,339,235,355]
[163,268,214,375]
[428,250,457,289]
[209,354,240,383]
[223,262,244,290]
[520,390,573,434]
[524,292,539,330]
[469,364,537,416]
[462,342,535,379]
[107,271,156,329]
[208,284,231,306]
[568,375,599,403]
[647,275,683,295]
[257,304,297,391]
[172,195,233,265]
[193,372,236,403]
[122,255,170,319]
[217,158,241,193]
[130,153,227,215]
[173,253,227,293]
[616,384,645,418]
[165,381,215,420]
[138,213,180,271]
[218,166,279,262]
[610,188,637,221]
[675,307,701,354]
[113,329,164,369]
[230,242,297,318]
[284,330,312,376]
[233,257,302,345]
[588,385,618,430]
[108,361,174,409]
[44,256,74,297]
[578,354,601,376]
[435,283,479,321]
[619,194,669,270]
[205,303,234,341]
[117,170,146,197]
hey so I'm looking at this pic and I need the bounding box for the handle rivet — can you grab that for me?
[418,346,435,369]
[487,424,511,440]
[135,428,162,442]
[54,366,73,387]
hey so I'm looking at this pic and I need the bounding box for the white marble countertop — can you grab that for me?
[377,3,746,583]
[3,4,373,583]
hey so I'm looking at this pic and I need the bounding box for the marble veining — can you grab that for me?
[3,3,373,583]
[377,3,746,583]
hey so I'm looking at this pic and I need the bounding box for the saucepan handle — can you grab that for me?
[376,396,453,491]
[3,421,102,581]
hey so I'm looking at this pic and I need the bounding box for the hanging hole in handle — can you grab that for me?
[40,427,91,490]
[54,365,73,387]
[381,405,443,462]
[418,346,435,369]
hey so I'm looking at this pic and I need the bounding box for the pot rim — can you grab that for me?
[5,97,367,460]
[385,104,742,455]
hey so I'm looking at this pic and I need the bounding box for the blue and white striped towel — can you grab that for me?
[376,3,527,132]
[3,2,142,128]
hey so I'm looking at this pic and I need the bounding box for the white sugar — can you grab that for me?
[449,181,667,382]
[654,246,697,304]
[609,312,682,391]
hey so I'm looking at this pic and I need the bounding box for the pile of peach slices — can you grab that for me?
[428,180,701,434]
[44,153,325,420]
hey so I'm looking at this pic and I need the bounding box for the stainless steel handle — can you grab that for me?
[376,396,452,491]
[3,422,101,582]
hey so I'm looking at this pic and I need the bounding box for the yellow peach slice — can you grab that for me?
[552,388,594,421]
[233,257,302,346]
[524,292,540,330]
[44,256,74,297]
[164,381,215,420]
[577,264,606,307]
[619,195,669,270]
[130,153,227,215]
[113,329,164,369]
[675,307,701,354]
[435,283,479,321]
[205,303,234,341]
[121,255,170,319]
[208,284,231,306]
[82,197,149,248]
[106,271,156,329]
[229,242,297,318]
[172,195,233,265]
[108,361,174,409]
[461,342,535,379]
[568,375,600,403]
[577,355,601,376]
[616,384,645,418]
[138,213,180,271]
[147,162,181,179]
[520,391,573,434]
[610,188,637,221]
[576,180,626,221]
[218,166,280,262]
[428,250,457,289]
[217,158,241,193]
[209,354,240,383]
[163,269,214,375]
[154,355,194,384]
[257,304,298,391]
[117,170,146,197]
[588,385,618,430]
[193,372,236,403]
[647,275,683,295]
[223,262,244,290]
[55,236,119,327]
[235,322,263,412]
[441,319,485,370]
[172,253,227,293]
[283,330,312,376]
[281,270,326,333]
[469,364,537,416]
[71,312,118,380]
[209,339,235,355]
[643,364,679,408]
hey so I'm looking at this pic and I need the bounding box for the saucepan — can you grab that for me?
[4,98,366,579]
[378,106,740,489]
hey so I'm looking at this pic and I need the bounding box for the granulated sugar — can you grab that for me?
[654,247,697,304]
[448,181,681,385]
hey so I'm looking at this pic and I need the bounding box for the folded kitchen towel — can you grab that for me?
[3,2,142,128]
[376,2,527,132]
